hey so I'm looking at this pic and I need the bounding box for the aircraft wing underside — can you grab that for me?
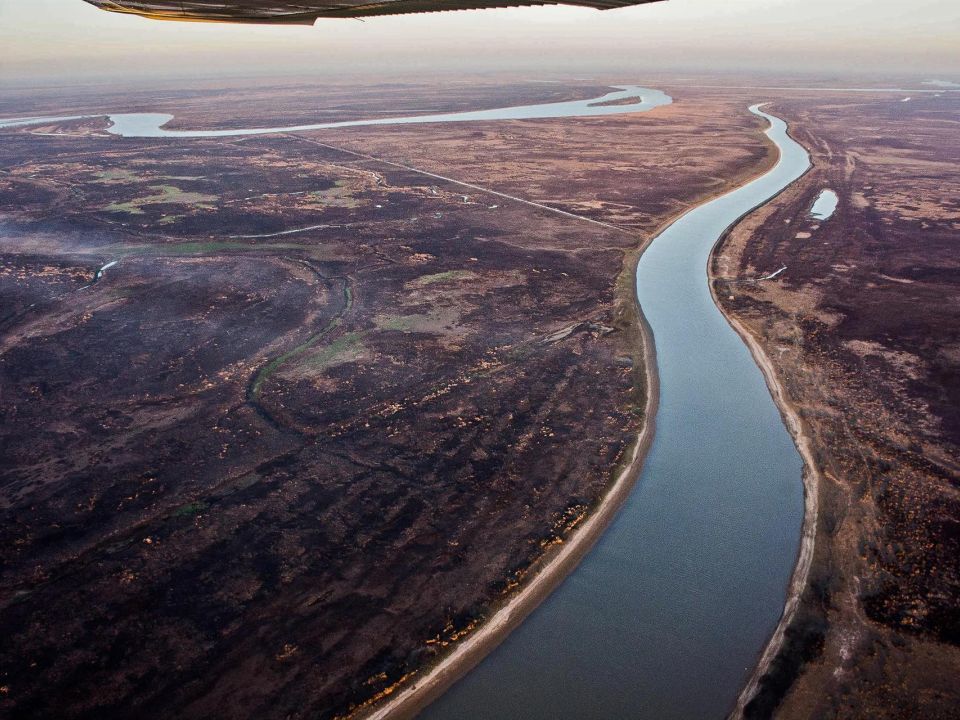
[83,0,664,23]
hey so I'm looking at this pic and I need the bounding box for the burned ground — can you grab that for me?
[0,81,771,719]
[711,89,960,719]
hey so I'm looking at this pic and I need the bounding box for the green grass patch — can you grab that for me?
[408,270,479,287]
[95,169,141,184]
[109,241,330,258]
[302,181,361,209]
[103,184,217,215]
[304,331,367,370]
[173,501,209,517]
[95,170,203,184]
[375,314,426,332]
[249,281,354,400]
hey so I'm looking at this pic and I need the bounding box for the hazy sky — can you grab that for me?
[2,0,958,83]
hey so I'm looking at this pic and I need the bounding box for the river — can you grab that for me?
[419,104,810,720]
[0,85,671,138]
[2,89,810,719]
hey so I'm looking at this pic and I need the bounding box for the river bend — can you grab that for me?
[0,85,670,138]
[421,104,810,720]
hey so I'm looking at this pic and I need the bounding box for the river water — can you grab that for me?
[420,104,810,720]
[0,85,671,138]
[102,85,671,137]
[810,189,838,220]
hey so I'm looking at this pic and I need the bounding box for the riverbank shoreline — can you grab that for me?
[360,297,661,720]
[358,207,666,719]
[360,106,786,720]
[706,114,823,719]
[716,302,821,720]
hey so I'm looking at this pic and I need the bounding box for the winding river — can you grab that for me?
[420,105,810,720]
[0,85,670,137]
[2,89,810,719]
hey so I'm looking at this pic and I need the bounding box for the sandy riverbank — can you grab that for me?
[361,107,792,720]
[360,274,661,720]
[715,300,821,720]
[706,162,823,718]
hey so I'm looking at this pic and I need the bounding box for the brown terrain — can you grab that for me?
[711,89,960,718]
[0,80,774,719]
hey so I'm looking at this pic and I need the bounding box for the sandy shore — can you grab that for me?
[706,172,823,718]
[714,298,821,719]
[360,263,661,720]
[361,109,792,720]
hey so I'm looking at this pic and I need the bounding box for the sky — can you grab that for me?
[1,0,959,84]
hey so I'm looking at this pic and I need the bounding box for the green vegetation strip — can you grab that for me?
[407,270,478,287]
[99,241,333,258]
[249,281,354,400]
[103,184,217,215]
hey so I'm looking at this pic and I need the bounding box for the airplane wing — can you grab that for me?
[83,0,664,23]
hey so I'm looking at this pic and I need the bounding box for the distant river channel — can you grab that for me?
[0,85,672,137]
[420,105,810,719]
